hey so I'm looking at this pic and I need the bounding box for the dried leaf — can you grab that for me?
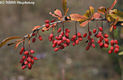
[109,0,118,10]
[32,26,41,31]
[80,20,90,27]
[70,14,87,21]
[62,0,67,14]
[0,36,21,48]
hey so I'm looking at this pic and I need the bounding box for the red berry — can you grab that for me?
[57,40,62,45]
[66,39,70,44]
[92,44,95,48]
[31,60,34,64]
[50,33,54,38]
[20,47,24,55]
[104,34,109,38]
[24,61,28,65]
[28,63,32,69]
[110,46,114,50]
[72,35,76,39]
[52,44,56,48]
[22,56,26,60]
[24,51,29,55]
[115,44,119,49]
[62,37,67,41]
[38,36,42,41]
[86,46,90,51]
[54,48,59,52]
[99,42,103,47]
[22,65,26,70]
[63,43,67,47]
[99,27,103,31]
[33,57,38,60]
[45,20,50,23]
[32,33,35,36]
[89,31,92,35]
[51,19,55,23]
[72,42,76,46]
[77,32,81,37]
[110,40,114,46]
[113,25,116,29]
[65,33,69,38]
[104,43,109,48]
[32,38,36,43]
[108,50,112,54]
[93,29,96,33]
[30,50,35,54]
[45,24,49,28]
[83,33,87,37]
[65,28,70,33]
[75,40,79,44]
[91,39,94,43]
[57,28,62,33]
[114,48,119,53]
[104,38,109,43]
[114,40,118,44]
[78,37,83,41]
[27,57,32,62]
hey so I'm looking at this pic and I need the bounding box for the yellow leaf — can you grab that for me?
[0,36,21,48]
[119,51,123,56]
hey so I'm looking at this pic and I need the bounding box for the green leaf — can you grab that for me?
[0,36,21,48]
[119,51,123,56]
[62,0,67,14]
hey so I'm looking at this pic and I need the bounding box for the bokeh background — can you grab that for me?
[0,0,123,80]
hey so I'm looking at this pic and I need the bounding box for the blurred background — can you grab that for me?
[0,0,123,80]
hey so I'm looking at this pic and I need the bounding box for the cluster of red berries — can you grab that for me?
[48,27,71,52]
[108,40,119,54]
[32,33,43,43]
[82,30,95,50]
[19,47,38,70]
[71,32,83,46]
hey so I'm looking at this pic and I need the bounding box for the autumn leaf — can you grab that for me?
[98,6,106,15]
[109,0,118,10]
[54,9,62,18]
[109,9,123,21]
[80,20,90,27]
[0,36,21,48]
[32,26,41,31]
[70,14,87,21]
[92,12,101,19]
[62,0,67,14]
